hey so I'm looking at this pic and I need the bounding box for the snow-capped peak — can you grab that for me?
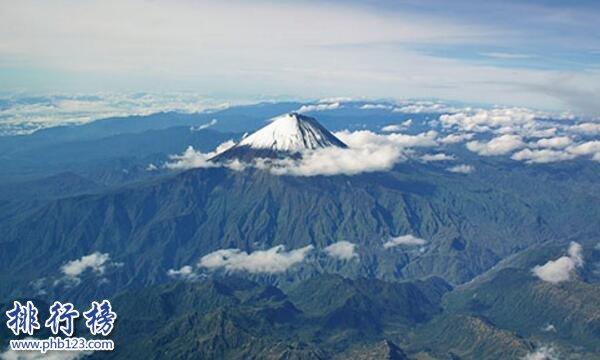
[237,113,347,152]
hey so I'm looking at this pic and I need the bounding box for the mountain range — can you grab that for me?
[0,102,599,359]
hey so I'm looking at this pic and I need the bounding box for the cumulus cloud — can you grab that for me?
[569,122,600,135]
[258,130,438,176]
[535,136,573,149]
[446,164,474,173]
[439,107,573,140]
[522,346,560,360]
[511,149,577,164]
[323,241,358,261]
[61,252,111,278]
[439,132,474,144]
[0,339,92,359]
[535,136,572,149]
[566,140,600,161]
[440,108,536,132]
[164,140,235,170]
[381,119,412,133]
[381,124,403,133]
[384,235,427,249]
[532,242,584,283]
[56,252,122,286]
[297,102,341,113]
[421,153,455,162]
[339,130,438,148]
[198,245,314,273]
[167,265,199,281]
[466,134,524,156]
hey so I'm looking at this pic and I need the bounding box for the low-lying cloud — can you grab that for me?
[167,265,199,281]
[466,134,524,156]
[384,235,427,248]
[166,129,439,176]
[522,346,560,360]
[297,102,341,113]
[532,242,583,283]
[421,153,455,162]
[446,164,474,174]
[323,241,358,261]
[199,245,314,273]
[58,252,122,286]
[164,141,235,170]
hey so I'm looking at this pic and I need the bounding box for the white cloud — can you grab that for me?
[0,93,230,135]
[198,245,314,273]
[58,252,122,286]
[323,241,358,261]
[297,102,341,113]
[61,252,110,278]
[569,122,600,135]
[532,242,584,283]
[441,108,536,132]
[384,235,427,249]
[439,132,474,144]
[522,346,560,360]
[381,124,403,133]
[191,118,218,131]
[167,265,198,281]
[566,140,600,160]
[255,130,438,176]
[381,119,412,133]
[511,149,577,164]
[146,163,158,171]
[421,153,455,162]
[509,139,600,164]
[392,101,459,114]
[0,339,92,359]
[466,134,524,156]
[360,104,393,110]
[446,164,474,174]
[164,140,235,170]
[541,324,556,332]
[535,136,572,149]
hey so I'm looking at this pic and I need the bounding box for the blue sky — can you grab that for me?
[0,0,598,115]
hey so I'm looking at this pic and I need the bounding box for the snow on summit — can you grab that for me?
[238,113,347,152]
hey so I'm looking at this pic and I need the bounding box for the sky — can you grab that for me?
[0,0,599,115]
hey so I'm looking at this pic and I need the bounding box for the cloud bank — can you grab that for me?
[532,242,584,283]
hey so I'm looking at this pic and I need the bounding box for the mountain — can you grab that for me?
[214,113,346,161]
[96,275,443,359]
[1,107,599,359]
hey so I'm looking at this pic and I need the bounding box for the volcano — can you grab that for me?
[214,112,346,161]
